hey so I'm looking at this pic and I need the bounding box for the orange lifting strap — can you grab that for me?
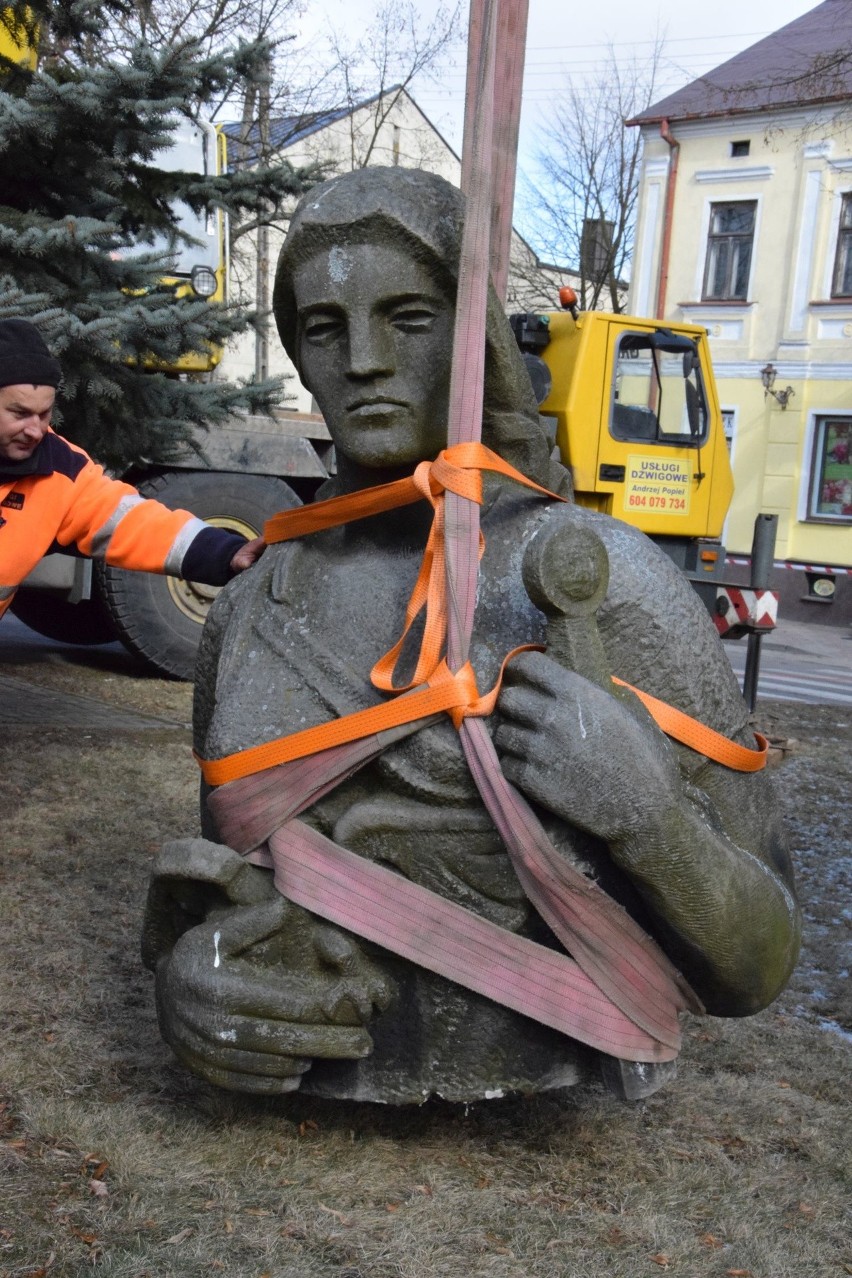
[196,442,767,789]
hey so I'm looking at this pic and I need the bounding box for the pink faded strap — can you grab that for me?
[460,718,701,1041]
[440,0,697,1051]
[248,821,679,1063]
[208,686,701,1057]
[207,717,443,856]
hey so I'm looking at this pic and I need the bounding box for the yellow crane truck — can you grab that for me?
[511,301,733,582]
[511,298,779,710]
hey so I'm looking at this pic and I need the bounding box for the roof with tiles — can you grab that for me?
[220,87,406,165]
[628,1,852,125]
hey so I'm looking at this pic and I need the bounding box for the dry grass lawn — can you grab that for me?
[0,647,850,1278]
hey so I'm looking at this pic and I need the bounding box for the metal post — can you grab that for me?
[249,52,271,384]
[742,630,762,713]
[742,514,778,711]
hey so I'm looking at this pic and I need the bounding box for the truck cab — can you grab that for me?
[514,308,734,586]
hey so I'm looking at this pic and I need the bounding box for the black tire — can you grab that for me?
[97,470,301,681]
[10,586,119,646]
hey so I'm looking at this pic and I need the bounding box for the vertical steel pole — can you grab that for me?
[742,514,778,711]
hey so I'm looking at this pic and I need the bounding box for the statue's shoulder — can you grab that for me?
[195,541,300,686]
[581,509,749,736]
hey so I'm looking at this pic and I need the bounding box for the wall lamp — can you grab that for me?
[760,363,795,409]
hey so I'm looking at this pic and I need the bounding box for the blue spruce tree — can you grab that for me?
[0,1,315,470]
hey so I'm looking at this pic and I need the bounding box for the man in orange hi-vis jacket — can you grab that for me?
[0,319,264,621]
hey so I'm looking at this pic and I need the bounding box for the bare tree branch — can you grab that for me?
[522,38,665,313]
[324,0,463,171]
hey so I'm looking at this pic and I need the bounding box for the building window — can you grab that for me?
[730,140,750,157]
[831,193,852,297]
[702,201,757,301]
[808,417,852,520]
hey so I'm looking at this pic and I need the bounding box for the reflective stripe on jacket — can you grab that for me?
[0,429,207,618]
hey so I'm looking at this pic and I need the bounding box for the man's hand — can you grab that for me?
[229,536,266,573]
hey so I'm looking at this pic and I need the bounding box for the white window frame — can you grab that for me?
[694,194,763,303]
[829,190,852,298]
[820,161,852,298]
[720,406,738,460]
[701,200,759,302]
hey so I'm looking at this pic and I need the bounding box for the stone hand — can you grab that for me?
[154,896,394,1094]
[495,649,682,845]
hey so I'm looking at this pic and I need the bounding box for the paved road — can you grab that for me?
[0,615,184,730]
[1,613,850,709]
[723,620,852,708]
[0,613,136,672]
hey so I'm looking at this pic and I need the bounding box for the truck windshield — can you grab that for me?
[610,330,708,446]
[149,119,219,277]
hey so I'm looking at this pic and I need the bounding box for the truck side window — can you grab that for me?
[610,332,708,446]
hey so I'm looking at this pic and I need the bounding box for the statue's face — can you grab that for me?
[292,242,454,471]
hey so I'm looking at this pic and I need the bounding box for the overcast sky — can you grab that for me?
[294,0,822,157]
[289,0,823,249]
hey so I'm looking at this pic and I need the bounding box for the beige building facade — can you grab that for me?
[629,0,852,622]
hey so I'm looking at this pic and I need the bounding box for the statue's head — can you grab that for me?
[273,167,571,492]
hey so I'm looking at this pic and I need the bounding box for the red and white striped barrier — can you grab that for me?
[725,557,852,575]
[714,587,779,638]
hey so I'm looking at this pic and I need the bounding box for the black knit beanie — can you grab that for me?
[0,319,62,390]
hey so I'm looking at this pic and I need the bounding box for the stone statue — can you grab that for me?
[142,167,801,1104]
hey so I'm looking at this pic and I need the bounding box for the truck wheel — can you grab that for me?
[10,587,119,646]
[96,471,301,680]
